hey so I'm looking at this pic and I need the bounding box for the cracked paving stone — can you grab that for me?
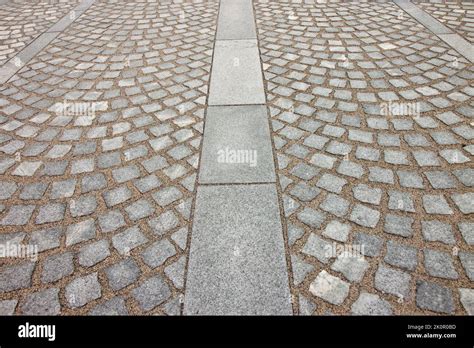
[105,258,141,291]
[41,252,74,283]
[416,281,454,314]
[65,273,101,308]
[289,183,320,202]
[351,292,393,315]
[309,270,350,306]
[132,275,171,312]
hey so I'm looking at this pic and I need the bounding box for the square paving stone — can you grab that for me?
[20,288,60,315]
[421,220,455,245]
[309,270,350,305]
[78,240,110,267]
[353,232,383,257]
[383,214,414,237]
[0,261,35,292]
[142,239,176,268]
[36,203,65,224]
[132,275,171,312]
[416,280,454,314]
[351,292,392,315]
[331,253,369,283]
[208,40,265,105]
[424,249,458,279]
[384,241,418,271]
[41,252,74,283]
[302,233,333,264]
[105,259,141,291]
[184,184,291,315]
[125,199,155,221]
[89,296,129,316]
[65,273,101,308]
[349,204,380,228]
[66,219,96,247]
[1,205,35,226]
[374,264,411,298]
[112,226,148,255]
[199,105,275,184]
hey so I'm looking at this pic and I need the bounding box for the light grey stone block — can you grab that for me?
[184,184,291,315]
[216,0,257,40]
[208,40,265,105]
[199,106,275,184]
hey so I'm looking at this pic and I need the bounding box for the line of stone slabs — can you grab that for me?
[183,0,293,314]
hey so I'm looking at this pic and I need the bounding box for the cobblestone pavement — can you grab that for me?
[414,1,474,44]
[0,0,80,66]
[0,0,473,316]
[256,0,473,315]
[0,0,218,315]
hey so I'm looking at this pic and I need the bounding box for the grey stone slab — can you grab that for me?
[184,184,291,315]
[216,0,257,40]
[394,1,452,35]
[208,40,265,105]
[199,106,275,184]
[438,34,474,64]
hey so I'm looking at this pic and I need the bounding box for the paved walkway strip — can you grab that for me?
[395,0,474,63]
[0,0,95,84]
[184,0,292,314]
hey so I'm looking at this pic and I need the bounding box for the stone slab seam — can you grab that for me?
[0,0,96,84]
[394,0,474,63]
